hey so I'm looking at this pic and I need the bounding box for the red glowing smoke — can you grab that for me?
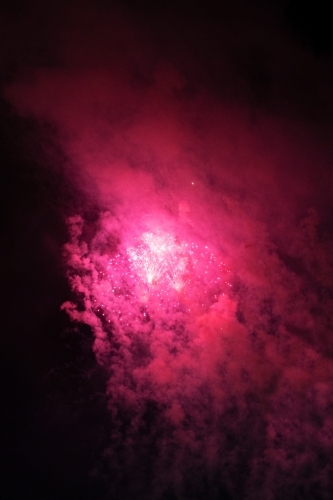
[3,2,333,498]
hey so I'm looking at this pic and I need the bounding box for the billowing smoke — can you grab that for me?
[3,1,333,498]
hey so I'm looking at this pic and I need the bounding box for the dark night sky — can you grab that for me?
[1,1,333,499]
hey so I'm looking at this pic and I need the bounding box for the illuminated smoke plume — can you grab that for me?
[3,1,333,498]
[60,206,333,499]
[61,211,240,498]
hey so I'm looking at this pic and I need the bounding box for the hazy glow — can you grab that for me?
[128,231,226,296]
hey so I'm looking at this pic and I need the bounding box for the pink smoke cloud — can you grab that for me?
[3,1,333,498]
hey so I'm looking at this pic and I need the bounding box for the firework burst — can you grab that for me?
[65,223,232,336]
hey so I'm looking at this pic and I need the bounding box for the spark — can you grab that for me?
[167,256,190,292]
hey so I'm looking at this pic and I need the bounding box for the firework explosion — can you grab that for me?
[64,221,231,343]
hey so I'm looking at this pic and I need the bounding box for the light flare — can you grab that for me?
[128,231,191,292]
